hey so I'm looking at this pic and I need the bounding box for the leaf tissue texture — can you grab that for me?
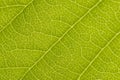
[1,0,120,80]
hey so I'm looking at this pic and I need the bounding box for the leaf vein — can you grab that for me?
[20,0,102,79]
[77,16,120,80]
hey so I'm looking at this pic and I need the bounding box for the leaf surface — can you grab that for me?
[0,0,120,80]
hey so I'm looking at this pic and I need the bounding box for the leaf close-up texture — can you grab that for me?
[1,0,120,80]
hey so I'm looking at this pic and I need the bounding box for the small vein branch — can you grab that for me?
[0,0,34,33]
[77,27,120,80]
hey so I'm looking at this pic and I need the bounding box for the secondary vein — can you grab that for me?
[20,0,103,79]
[76,1,120,80]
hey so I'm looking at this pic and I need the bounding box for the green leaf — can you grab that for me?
[0,0,120,80]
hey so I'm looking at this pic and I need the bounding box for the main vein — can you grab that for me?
[20,0,102,79]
